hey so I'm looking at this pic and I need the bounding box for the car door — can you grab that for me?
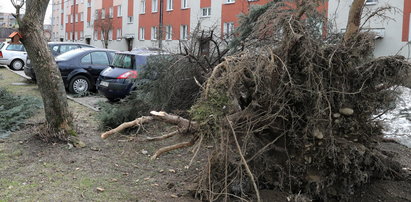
[4,44,27,62]
[81,51,111,80]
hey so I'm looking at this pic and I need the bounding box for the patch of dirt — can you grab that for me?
[0,101,204,201]
[0,67,203,201]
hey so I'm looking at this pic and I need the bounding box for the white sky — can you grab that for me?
[0,1,53,24]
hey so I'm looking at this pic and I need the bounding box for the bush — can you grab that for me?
[0,88,42,137]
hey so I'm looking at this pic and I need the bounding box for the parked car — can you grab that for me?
[0,42,27,70]
[96,51,169,101]
[24,42,95,80]
[28,48,116,94]
[131,47,164,53]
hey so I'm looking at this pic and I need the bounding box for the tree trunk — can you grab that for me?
[344,0,366,41]
[14,0,77,142]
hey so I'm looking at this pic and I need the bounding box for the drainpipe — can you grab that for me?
[72,0,76,42]
[159,0,164,49]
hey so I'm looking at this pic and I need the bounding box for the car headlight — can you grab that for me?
[26,59,31,65]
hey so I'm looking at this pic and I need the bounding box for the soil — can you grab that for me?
[0,66,410,201]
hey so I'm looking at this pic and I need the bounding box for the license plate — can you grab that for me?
[100,81,109,87]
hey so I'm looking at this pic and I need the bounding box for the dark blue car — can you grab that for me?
[96,51,167,101]
[57,48,117,94]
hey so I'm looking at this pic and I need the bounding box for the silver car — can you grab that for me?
[0,43,27,70]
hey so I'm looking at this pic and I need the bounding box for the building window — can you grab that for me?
[109,30,113,40]
[94,31,97,41]
[117,29,122,40]
[201,7,211,17]
[75,32,78,40]
[87,21,91,27]
[151,26,158,40]
[127,16,133,23]
[109,7,114,18]
[223,22,235,38]
[117,5,122,17]
[80,12,84,21]
[65,15,68,23]
[181,0,188,8]
[365,0,377,5]
[140,0,146,13]
[102,8,106,19]
[139,27,145,40]
[167,0,173,11]
[140,27,145,40]
[166,25,172,40]
[80,31,84,40]
[95,10,99,19]
[180,25,188,40]
[152,0,158,12]
[87,1,91,7]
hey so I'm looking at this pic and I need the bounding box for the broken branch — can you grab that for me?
[146,130,179,141]
[150,137,198,160]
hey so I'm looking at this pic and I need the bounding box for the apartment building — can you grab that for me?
[0,12,17,28]
[51,0,274,51]
[329,0,411,58]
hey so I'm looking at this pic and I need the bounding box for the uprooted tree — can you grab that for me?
[11,0,81,145]
[101,0,409,201]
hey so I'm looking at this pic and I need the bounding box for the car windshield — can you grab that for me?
[56,49,83,61]
[0,42,4,49]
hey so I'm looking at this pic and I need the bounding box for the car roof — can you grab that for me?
[48,42,94,46]
[116,50,169,56]
[131,47,164,52]
[66,48,117,53]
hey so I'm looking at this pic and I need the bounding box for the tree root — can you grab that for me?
[101,111,198,159]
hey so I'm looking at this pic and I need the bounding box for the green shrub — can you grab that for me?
[0,88,42,137]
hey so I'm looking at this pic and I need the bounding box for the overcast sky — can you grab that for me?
[0,1,53,24]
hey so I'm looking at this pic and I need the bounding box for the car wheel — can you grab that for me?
[69,75,90,94]
[10,59,24,71]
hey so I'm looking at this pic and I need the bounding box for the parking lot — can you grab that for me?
[3,65,107,111]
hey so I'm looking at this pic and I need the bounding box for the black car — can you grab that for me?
[24,42,95,80]
[96,51,169,101]
[31,48,116,94]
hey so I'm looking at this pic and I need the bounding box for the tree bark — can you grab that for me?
[13,0,77,142]
[344,0,366,41]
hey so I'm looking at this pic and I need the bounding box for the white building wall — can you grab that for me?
[329,0,410,58]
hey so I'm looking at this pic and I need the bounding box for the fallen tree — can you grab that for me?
[101,0,410,201]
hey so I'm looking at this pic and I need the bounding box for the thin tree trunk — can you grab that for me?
[344,0,366,41]
[13,0,79,143]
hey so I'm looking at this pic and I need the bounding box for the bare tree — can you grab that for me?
[94,11,113,49]
[11,0,82,145]
[344,0,366,41]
